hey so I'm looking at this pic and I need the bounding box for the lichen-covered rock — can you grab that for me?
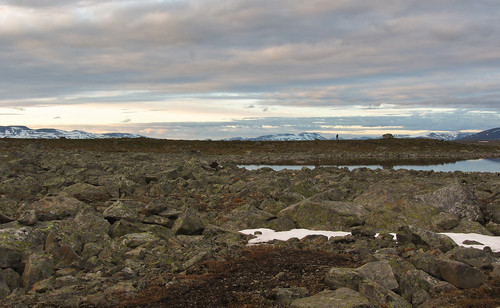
[452,219,493,235]
[103,200,145,223]
[358,280,411,308]
[0,268,21,298]
[408,251,441,279]
[399,269,455,302]
[61,183,111,203]
[439,259,488,289]
[357,260,399,291]
[273,287,309,303]
[172,208,205,235]
[486,221,500,235]
[22,253,55,289]
[291,288,374,308]
[431,212,459,231]
[119,232,161,248]
[0,245,23,269]
[45,231,82,268]
[221,204,276,230]
[418,183,484,223]
[396,225,457,252]
[324,267,362,291]
[278,200,366,230]
[21,195,88,221]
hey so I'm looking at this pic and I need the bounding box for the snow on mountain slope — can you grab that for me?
[227,132,327,141]
[458,127,500,140]
[0,126,142,139]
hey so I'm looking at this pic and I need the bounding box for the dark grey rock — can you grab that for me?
[397,225,457,252]
[431,212,459,231]
[22,253,55,289]
[171,208,205,235]
[359,280,411,308]
[325,267,362,291]
[273,287,309,303]
[0,245,22,269]
[357,260,399,291]
[439,259,488,289]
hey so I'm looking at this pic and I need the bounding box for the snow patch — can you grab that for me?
[239,228,500,252]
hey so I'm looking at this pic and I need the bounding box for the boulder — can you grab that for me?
[273,287,309,304]
[45,231,82,268]
[408,251,441,278]
[399,269,455,302]
[452,219,493,235]
[103,200,145,223]
[0,268,21,298]
[22,195,88,221]
[0,245,23,269]
[357,260,399,291]
[17,210,38,226]
[431,212,459,231]
[324,267,362,291]
[22,253,54,289]
[61,183,110,203]
[100,175,138,199]
[486,222,500,235]
[221,204,276,230]
[171,208,205,235]
[396,225,457,252]
[119,232,161,248]
[279,200,366,230]
[291,288,374,308]
[418,184,484,223]
[443,247,495,270]
[439,259,488,289]
[358,280,411,308]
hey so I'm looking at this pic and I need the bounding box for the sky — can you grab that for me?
[0,0,499,139]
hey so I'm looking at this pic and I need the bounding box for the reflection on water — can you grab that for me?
[239,159,500,173]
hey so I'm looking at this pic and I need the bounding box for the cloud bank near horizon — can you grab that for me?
[0,0,498,138]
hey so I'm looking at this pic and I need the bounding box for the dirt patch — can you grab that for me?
[116,246,362,307]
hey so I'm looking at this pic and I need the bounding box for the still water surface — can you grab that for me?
[239,159,500,173]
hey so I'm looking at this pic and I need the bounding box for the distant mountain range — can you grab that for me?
[0,126,142,139]
[1,125,498,141]
[227,132,326,141]
[228,127,500,141]
[457,127,500,141]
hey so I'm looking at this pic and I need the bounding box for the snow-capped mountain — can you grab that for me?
[458,127,500,141]
[396,131,474,141]
[227,132,327,141]
[0,126,142,139]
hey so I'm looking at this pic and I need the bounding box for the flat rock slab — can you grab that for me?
[291,288,374,308]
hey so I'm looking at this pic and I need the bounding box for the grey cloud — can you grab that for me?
[0,0,499,114]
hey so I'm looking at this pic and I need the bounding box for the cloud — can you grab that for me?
[0,0,498,135]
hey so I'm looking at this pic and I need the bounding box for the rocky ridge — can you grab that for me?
[0,142,499,307]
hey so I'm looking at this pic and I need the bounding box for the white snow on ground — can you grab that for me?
[441,233,500,252]
[239,228,350,244]
[239,228,500,252]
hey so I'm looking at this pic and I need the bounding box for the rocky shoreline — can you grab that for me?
[0,140,499,307]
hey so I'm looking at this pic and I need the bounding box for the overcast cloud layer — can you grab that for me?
[0,0,499,138]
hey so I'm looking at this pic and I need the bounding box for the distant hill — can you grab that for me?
[228,131,477,141]
[458,127,500,141]
[397,131,474,141]
[0,126,142,139]
[227,132,327,141]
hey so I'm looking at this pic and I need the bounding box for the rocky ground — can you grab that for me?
[0,139,499,307]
